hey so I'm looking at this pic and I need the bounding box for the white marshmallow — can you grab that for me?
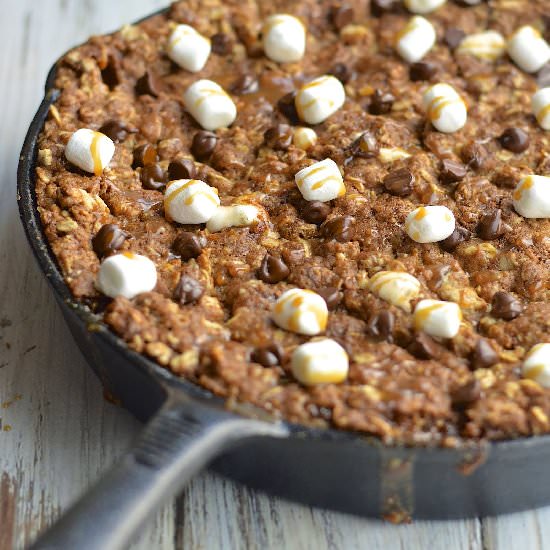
[522,344,550,388]
[164,179,220,224]
[369,271,421,312]
[291,339,349,386]
[167,24,211,73]
[413,299,462,339]
[293,127,318,150]
[457,31,506,61]
[65,129,115,175]
[395,16,436,63]
[96,252,157,299]
[404,0,446,14]
[183,79,237,131]
[405,205,456,243]
[272,288,328,336]
[262,14,306,63]
[512,175,550,219]
[295,75,346,125]
[507,26,550,73]
[206,204,261,232]
[422,83,467,133]
[294,159,345,202]
[532,87,550,131]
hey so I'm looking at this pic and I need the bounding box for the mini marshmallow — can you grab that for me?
[291,339,349,386]
[512,175,550,219]
[262,14,306,63]
[369,271,421,312]
[96,252,157,299]
[395,16,436,63]
[422,83,467,133]
[507,26,550,73]
[167,24,211,73]
[295,75,346,125]
[404,0,446,14]
[65,129,115,175]
[206,204,260,232]
[405,205,456,243]
[532,87,550,131]
[413,299,462,339]
[294,159,345,202]
[522,344,550,388]
[164,179,220,224]
[183,79,237,131]
[457,31,506,61]
[272,288,328,336]
[293,127,318,150]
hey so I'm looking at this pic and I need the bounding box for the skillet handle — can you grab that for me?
[31,395,288,550]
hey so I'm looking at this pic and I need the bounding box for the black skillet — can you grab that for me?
[17,7,550,550]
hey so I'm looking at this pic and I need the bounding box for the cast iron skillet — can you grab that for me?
[17,8,550,550]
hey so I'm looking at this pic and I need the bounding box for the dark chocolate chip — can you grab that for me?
[383,168,414,197]
[440,225,470,252]
[445,27,465,50]
[135,70,160,97]
[330,4,354,31]
[461,142,486,170]
[140,163,167,191]
[408,332,439,360]
[369,89,395,115]
[491,291,523,321]
[537,62,550,88]
[440,159,467,184]
[317,286,342,309]
[302,201,331,224]
[410,61,437,82]
[499,127,529,153]
[264,124,293,150]
[258,254,290,284]
[168,159,196,181]
[371,0,400,16]
[99,120,131,143]
[172,232,206,261]
[100,55,121,90]
[477,209,505,240]
[277,92,300,124]
[133,144,159,168]
[350,131,379,158]
[368,310,394,342]
[92,224,128,258]
[328,62,353,84]
[321,216,354,242]
[230,74,259,95]
[451,379,481,409]
[174,275,204,305]
[471,339,499,370]
[211,32,233,55]
[252,344,284,367]
[191,131,217,160]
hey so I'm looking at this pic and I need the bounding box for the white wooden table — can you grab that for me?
[0,1,549,548]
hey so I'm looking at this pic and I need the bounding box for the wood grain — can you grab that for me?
[0,1,547,549]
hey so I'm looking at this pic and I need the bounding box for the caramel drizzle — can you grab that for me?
[296,77,335,119]
[296,165,345,195]
[302,350,348,383]
[263,14,301,35]
[194,87,229,108]
[164,180,218,221]
[536,103,550,125]
[414,302,462,331]
[169,26,195,51]
[122,251,136,259]
[274,290,327,332]
[90,131,104,176]
[513,176,534,201]
[458,37,505,60]
[524,364,545,381]
[427,95,464,122]
[395,17,421,45]
[370,272,419,295]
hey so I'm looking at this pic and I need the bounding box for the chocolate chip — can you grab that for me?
[383,168,414,197]
[330,4,354,31]
[408,332,439,359]
[350,131,379,158]
[440,225,470,252]
[537,62,550,88]
[230,74,259,95]
[477,209,505,240]
[277,92,300,124]
[368,310,394,342]
[329,62,353,84]
[172,232,206,261]
[191,131,217,160]
[264,124,293,150]
[100,55,121,90]
[251,344,284,367]
[410,61,437,82]
[174,275,204,305]
[445,27,465,50]
[317,286,342,309]
[461,142,486,170]
[440,159,467,184]
[258,254,290,284]
[135,70,160,97]
[99,120,131,143]
[321,216,354,242]
[499,127,529,153]
[133,144,159,168]
[302,201,331,224]
[371,0,400,16]
[92,224,128,258]
[471,339,499,370]
[211,32,233,55]
[168,159,196,181]
[140,163,167,191]
[491,291,523,321]
[451,379,480,409]
[369,89,395,115]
